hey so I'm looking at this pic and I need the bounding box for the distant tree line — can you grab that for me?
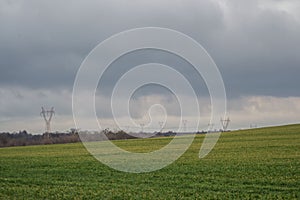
[0,129,146,148]
[0,130,80,147]
[0,129,207,148]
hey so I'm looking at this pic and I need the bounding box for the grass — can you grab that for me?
[0,124,299,199]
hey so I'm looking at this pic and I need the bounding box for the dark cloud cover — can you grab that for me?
[1,0,300,132]
[0,0,299,97]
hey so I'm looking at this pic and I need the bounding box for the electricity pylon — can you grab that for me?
[220,117,230,131]
[182,120,187,132]
[207,123,214,132]
[40,107,55,133]
[158,121,164,132]
[140,123,145,133]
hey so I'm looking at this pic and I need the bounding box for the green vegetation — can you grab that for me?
[0,124,299,199]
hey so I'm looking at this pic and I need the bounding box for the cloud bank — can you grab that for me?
[0,0,300,132]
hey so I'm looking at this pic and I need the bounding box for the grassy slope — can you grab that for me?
[0,124,299,199]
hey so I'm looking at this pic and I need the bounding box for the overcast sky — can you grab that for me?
[0,0,300,133]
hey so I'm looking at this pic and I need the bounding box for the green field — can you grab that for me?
[0,124,299,199]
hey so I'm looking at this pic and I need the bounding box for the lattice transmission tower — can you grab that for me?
[182,120,187,132]
[220,117,230,131]
[40,107,55,133]
[158,121,164,132]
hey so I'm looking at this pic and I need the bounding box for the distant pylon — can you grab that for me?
[207,123,214,132]
[158,121,164,132]
[182,120,187,132]
[40,107,55,133]
[220,117,230,131]
[140,123,145,133]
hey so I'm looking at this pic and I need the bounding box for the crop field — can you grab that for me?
[0,124,299,199]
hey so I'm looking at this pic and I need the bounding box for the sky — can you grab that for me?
[0,0,300,133]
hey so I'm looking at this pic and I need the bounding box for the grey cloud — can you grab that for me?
[1,0,300,132]
[0,0,223,90]
[1,0,299,97]
[208,0,300,97]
